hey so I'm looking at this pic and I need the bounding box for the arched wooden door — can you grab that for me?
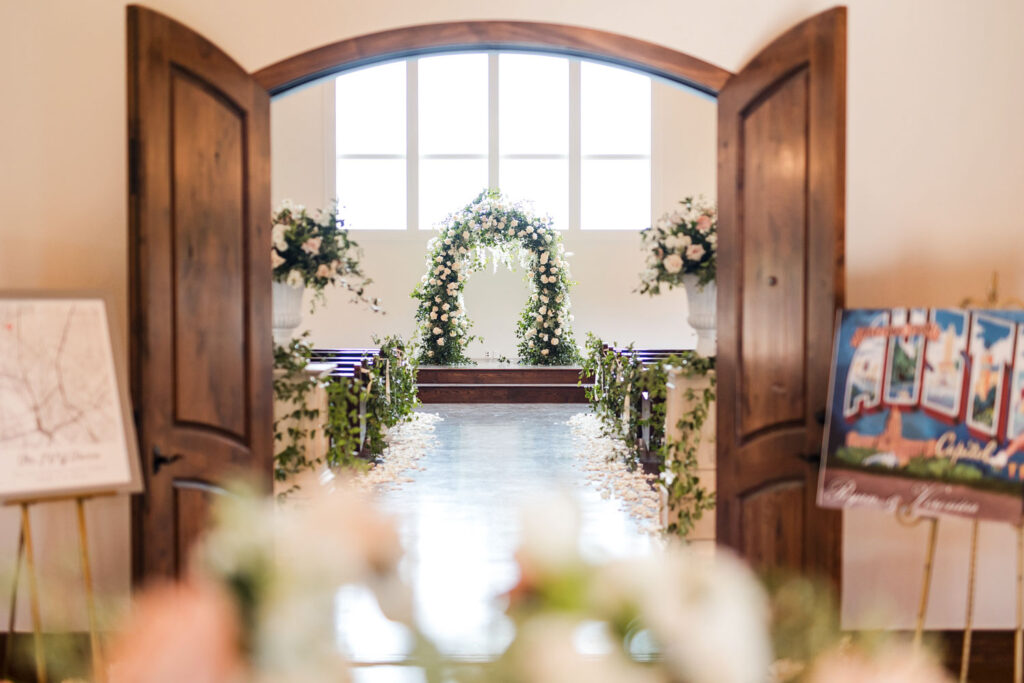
[716,8,846,584]
[127,6,846,583]
[127,5,273,580]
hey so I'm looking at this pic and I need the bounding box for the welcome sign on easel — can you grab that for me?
[818,308,1024,523]
[0,294,142,501]
[1,293,142,683]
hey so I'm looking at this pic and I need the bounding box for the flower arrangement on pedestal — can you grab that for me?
[411,189,578,366]
[270,200,378,342]
[637,196,717,294]
[638,197,718,356]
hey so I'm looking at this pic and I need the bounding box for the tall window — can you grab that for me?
[334,53,651,231]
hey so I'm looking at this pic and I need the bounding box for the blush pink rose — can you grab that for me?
[686,243,706,260]
[301,236,323,254]
[695,215,712,232]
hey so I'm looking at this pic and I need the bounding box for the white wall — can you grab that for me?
[271,77,715,357]
[2,0,1023,632]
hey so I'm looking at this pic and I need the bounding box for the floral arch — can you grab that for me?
[413,191,578,366]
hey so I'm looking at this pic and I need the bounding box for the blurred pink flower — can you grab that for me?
[686,244,706,261]
[301,236,322,254]
[107,579,244,683]
[805,644,951,683]
[695,215,712,232]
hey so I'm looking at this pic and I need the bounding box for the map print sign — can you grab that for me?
[818,308,1024,523]
[0,295,141,501]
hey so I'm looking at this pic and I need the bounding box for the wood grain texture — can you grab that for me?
[253,21,731,97]
[418,366,585,385]
[716,7,846,588]
[418,384,588,403]
[127,4,272,582]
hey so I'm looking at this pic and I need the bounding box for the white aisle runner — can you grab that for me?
[336,404,654,679]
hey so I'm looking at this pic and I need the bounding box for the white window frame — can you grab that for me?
[329,52,652,234]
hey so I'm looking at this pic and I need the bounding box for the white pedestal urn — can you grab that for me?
[683,274,717,357]
[272,280,305,344]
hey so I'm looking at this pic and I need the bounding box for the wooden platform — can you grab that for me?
[417,365,590,403]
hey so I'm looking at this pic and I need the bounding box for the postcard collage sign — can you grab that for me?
[818,308,1024,523]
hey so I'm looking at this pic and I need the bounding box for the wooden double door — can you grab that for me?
[127,6,846,584]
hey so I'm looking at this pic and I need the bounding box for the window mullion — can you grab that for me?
[407,58,419,231]
[568,59,582,232]
[488,53,500,192]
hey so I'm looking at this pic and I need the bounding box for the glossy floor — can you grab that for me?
[338,404,654,679]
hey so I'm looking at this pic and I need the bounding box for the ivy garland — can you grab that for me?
[272,335,419,488]
[581,334,716,537]
[412,190,579,365]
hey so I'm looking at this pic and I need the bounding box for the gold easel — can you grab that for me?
[897,505,940,649]
[1015,523,1023,683]
[957,274,1024,678]
[3,493,112,683]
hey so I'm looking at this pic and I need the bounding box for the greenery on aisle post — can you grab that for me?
[272,334,420,486]
[581,334,716,537]
[412,189,578,366]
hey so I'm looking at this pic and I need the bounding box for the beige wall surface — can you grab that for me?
[2,0,1023,631]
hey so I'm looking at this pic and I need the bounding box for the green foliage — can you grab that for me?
[904,455,983,481]
[834,446,879,465]
[411,189,579,366]
[581,334,716,538]
[272,335,326,484]
[272,334,420,488]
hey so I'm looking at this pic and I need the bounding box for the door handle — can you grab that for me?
[152,446,184,474]
[796,451,821,465]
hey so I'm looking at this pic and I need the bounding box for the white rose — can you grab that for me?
[437,337,445,346]
[271,250,285,269]
[285,269,303,288]
[463,231,470,239]
[663,253,684,274]
[441,314,448,321]
[541,349,549,355]
[552,338,559,345]
[539,306,547,315]
[443,303,450,311]
[271,224,288,251]
[540,252,549,265]
[433,327,442,335]
[427,350,434,357]
[430,312,438,320]
[315,264,332,278]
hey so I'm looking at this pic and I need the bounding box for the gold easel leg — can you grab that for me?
[959,519,980,683]
[76,498,104,683]
[1015,522,1023,683]
[2,525,24,680]
[914,517,939,650]
[20,504,46,683]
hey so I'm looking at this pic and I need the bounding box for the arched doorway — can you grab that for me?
[127,6,845,586]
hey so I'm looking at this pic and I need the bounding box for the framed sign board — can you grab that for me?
[818,308,1024,523]
[0,293,142,502]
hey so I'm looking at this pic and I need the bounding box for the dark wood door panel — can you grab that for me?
[717,7,845,587]
[129,5,272,582]
[171,68,250,441]
[739,479,806,573]
[739,67,809,440]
